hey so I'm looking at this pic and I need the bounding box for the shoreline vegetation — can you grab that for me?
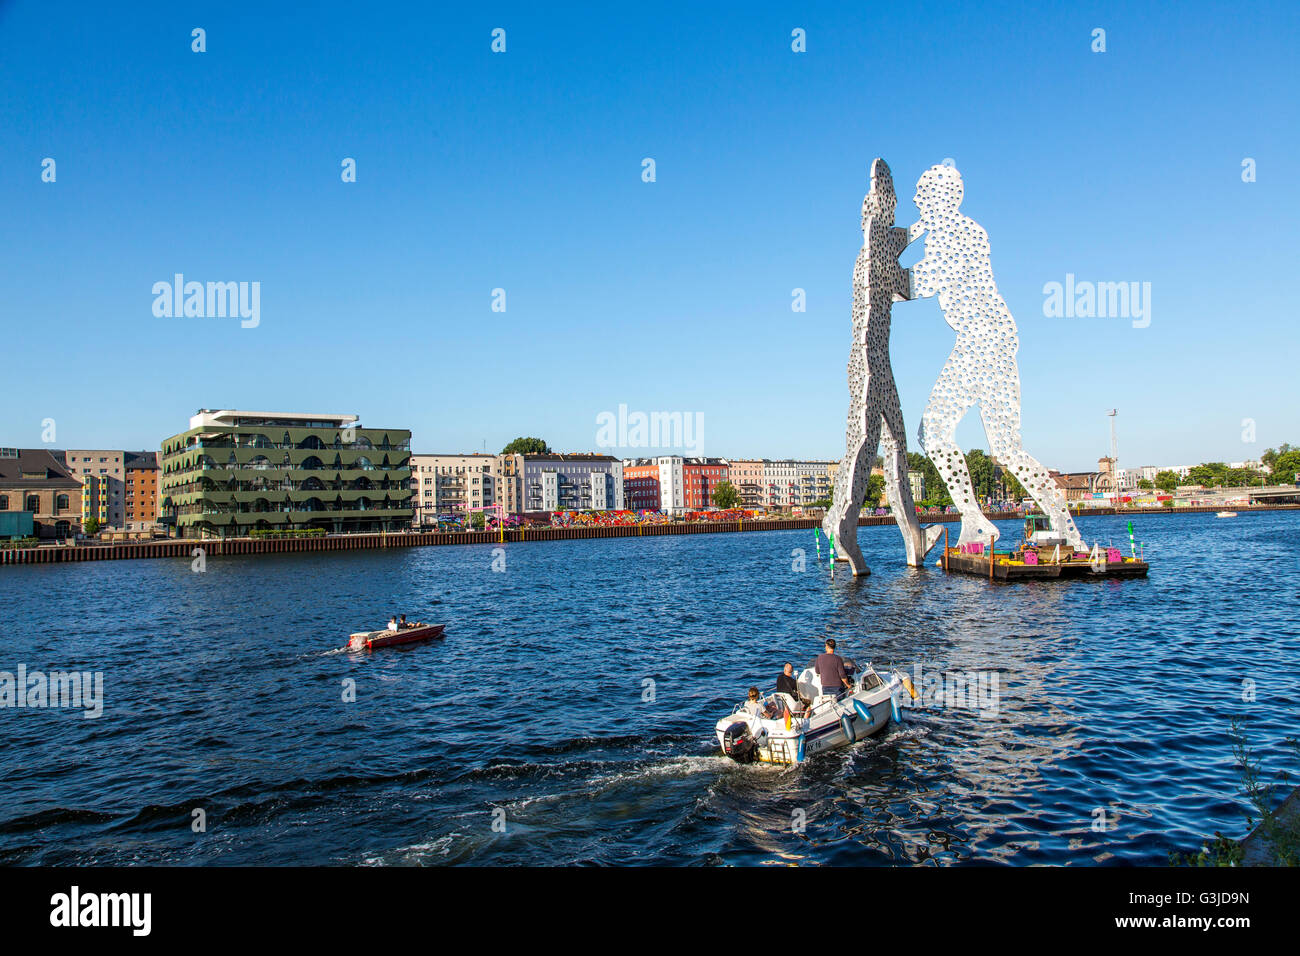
[1174,720,1300,867]
[2,503,1296,566]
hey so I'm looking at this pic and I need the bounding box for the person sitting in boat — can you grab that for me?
[776,662,799,698]
[399,614,410,629]
[387,616,399,632]
[815,639,853,697]
[743,687,780,719]
[776,662,807,710]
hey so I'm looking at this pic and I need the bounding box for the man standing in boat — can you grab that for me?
[815,639,852,696]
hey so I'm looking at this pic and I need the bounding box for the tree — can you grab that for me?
[83,517,100,535]
[1187,463,1230,487]
[502,437,551,455]
[1272,450,1300,484]
[1261,444,1292,472]
[470,511,486,530]
[864,473,886,508]
[1154,470,1179,494]
[1002,468,1027,502]
[711,480,739,510]
[1138,478,1154,490]
[964,449,996,501]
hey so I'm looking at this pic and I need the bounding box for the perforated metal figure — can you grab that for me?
[909,163,1084,549]
[823,159,942,575]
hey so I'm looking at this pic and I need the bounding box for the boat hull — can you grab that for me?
[348,623,445,651]
[715,681,898,765]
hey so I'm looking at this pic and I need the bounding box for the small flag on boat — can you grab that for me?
[783,703,792,730]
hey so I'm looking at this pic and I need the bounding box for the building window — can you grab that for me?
[25,495,39,511]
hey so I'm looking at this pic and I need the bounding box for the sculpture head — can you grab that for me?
[862,158,897,226]
[913,163,964,224]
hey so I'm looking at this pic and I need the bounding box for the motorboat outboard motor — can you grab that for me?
[721,721,759,763]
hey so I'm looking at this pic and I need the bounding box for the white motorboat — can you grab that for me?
[1215,511,1238,518]
[715,662,916,765]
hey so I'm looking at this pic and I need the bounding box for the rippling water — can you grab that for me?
[2,510,1298,865]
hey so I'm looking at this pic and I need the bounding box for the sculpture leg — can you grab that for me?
[880,384,943,565]
[979,363,1085,550]
[826,351,868,574]
[920,352,999,547]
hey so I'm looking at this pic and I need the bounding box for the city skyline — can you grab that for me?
[3,1,1297,472]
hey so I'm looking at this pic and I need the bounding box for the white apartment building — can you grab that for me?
[657,456,685,512]
[409,453,498,526]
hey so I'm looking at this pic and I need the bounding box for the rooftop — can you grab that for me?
[189,409,360,430]
[0,449,82,488]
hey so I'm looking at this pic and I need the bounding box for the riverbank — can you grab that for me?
[2,503,1295,565]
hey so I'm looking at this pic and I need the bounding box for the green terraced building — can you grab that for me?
[159,409,412,538]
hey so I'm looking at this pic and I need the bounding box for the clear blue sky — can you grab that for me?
[2,0,1296,472]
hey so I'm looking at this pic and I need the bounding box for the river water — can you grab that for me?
[2,510,1297,865]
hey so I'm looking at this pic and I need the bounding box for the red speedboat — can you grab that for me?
[348,623,446,651]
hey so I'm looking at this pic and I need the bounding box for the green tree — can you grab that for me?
[470,511,486,530]
[864,473,886,508]
[1261,444,1292,473]
[711,480,739,509]
[83,517,100,535]
[964,449,996,501]
[1138,478,1154,490]
[1272,450,1300,484]
[1154,470,1180,494]
[1187,462,1230,487]
[502,437,551,455]
[1001,468,1028,502]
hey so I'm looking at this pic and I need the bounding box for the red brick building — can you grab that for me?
[682,458,729,510]
[622,460,661,512]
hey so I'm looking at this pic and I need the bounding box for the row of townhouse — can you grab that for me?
[409,453,839,523]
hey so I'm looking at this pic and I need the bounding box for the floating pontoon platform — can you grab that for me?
[941,545,1148,582]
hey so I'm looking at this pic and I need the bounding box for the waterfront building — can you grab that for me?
[726,459,766,509]
[758,459,834,510]
[409,453,498,527]
[1118,465,1160,488]
[621,459,662,512]
[124,452,160,529]
[641,456,728,512]
[59,449,126,527]
[501,453,624,514]
[794,460,833,505]
[0,447,82,539]
[56,449,162,531]
[683,458,729,510]
[763,459,798,509]
[159,409,412,538]
[909,469,925,504]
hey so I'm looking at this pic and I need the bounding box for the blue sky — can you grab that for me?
[2,0,1296,471]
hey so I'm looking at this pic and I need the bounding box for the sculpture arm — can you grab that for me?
[906,221,925,244]
[895,267,914,302]
[910,258,940,299]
